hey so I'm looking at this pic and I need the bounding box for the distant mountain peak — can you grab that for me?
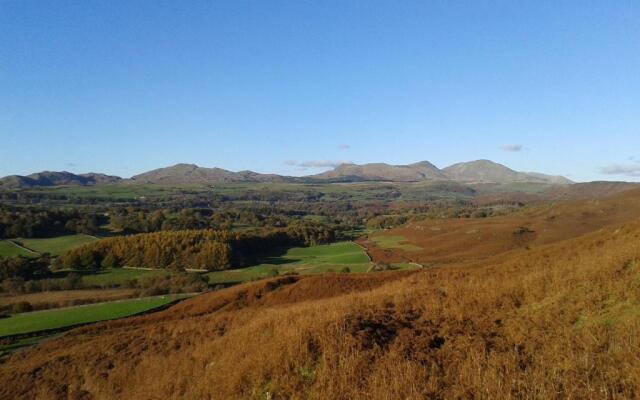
[0,171,122,189]
[311,161,448,182]
[310,159,572,184]
[409,160,438,167]
[130,164,296,184]
[443,160,573,184]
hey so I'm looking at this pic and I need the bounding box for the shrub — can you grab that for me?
[2,277,25,294]
[61,273,84,290]
[138,272,209,296]
[11,301,33,314]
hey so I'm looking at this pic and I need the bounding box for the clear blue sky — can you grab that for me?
[1,0,639,181]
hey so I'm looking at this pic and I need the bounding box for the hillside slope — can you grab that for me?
[2,192,640,399]
[362,187,640,265]
[311,161,449,182]
[0,172,121,189]
[129,163,296,184]
[544,181,640,200]
[442,159,572,184]
[311,160,572,184]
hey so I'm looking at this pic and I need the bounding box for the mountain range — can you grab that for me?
[0,160,573,188]
[0,171,122,189]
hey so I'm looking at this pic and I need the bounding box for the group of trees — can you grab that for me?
[59,221,335,271]
[0,255,51,281]
[134,273,210,296]
[60,230,233,271]
[108,207,294,234]
[0,207,104,238]
[109,208,171,233]
[0,184,431,241]
[366,214,410,230]
[0,255,61,295]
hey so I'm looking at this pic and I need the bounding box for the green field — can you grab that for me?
[370,235,423,252]
[31,184,178,201]
[0,240,34,258]
[78,268,171,286]
[207,241,371,284]
[48,268,171,288]
[0,294,189,337]
[17,234,98,256]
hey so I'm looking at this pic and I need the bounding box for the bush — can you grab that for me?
[61,273,84,290]
[23,280,42,293]
[122,278,139,289]
[2,277,25,294]
[0,255,51,281]
[138,272,209,296]
[11,301,33,314]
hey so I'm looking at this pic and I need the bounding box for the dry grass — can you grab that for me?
[361,188,640,265]
[0,289,139,312]
[2,191,640,399]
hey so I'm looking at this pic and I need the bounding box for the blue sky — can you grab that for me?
[1,0,639,181]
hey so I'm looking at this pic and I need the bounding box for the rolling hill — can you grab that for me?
[361,187,640,265]
[310,161,449,182]
[128,163,298,185]
[312,160,573,184]
[442,159,573,184]
[544,181,640,200]
[0,171,121,189]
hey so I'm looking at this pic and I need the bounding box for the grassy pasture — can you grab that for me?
[33,184,176,200]
[0,240,34,258]
[207,241,372,284]
[0,294,189,337]
[76,268,170,287]
[369,235,422,252]
[17,234,98,256]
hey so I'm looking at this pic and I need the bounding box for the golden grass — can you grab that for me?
[361,188,640,265]
[0,289,138,311]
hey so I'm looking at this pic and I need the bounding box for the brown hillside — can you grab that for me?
[2,191,640,399]
[544,181,640,200]
[361,188,640,265]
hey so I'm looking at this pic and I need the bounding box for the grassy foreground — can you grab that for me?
[0,294,189,337]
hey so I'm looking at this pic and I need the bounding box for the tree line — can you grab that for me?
[0,255,51,281]
[0,207,105,238]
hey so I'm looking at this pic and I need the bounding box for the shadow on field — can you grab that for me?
[251,246,301,266]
